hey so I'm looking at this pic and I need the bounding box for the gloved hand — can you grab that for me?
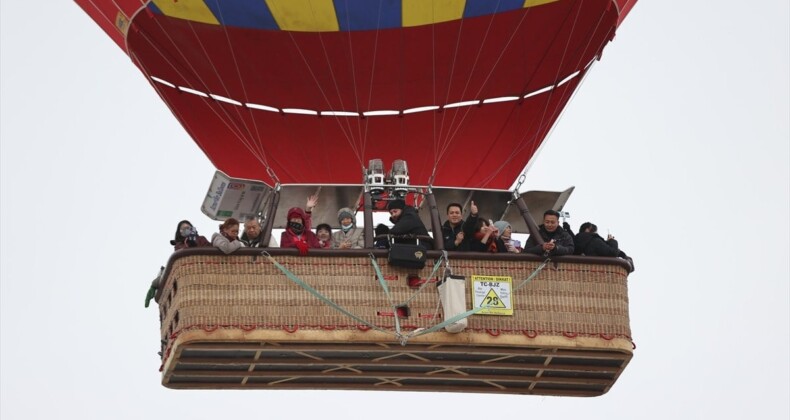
[295,241,309,256]
[562,221,572,232]
[145,286,156,308]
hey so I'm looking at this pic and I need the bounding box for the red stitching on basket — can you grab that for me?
[562,332,578,338]
[356,325,371,331]
[486,329,501,337]
[283,325,298,333]
[240,324,257,332]
[523,330,539,338]
[599,333,614,340]
[203,325,219,332]
[320,325,336,331]
[632,341,637,350]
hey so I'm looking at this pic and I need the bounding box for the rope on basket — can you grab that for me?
[398,251,447,307]
[369,252,448,344]
[405,257,551,339]
[368,252,404,340]
[262,251,392,336]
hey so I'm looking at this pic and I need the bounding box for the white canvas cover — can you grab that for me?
[438,275,468,333]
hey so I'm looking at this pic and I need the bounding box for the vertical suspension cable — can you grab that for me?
[133,30,270,169]
[138,16,278,179]
[480,1,613,187]
[428,5,532,185]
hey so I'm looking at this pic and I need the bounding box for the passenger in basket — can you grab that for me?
[211,218,243,254]
[573,222,634,271]
[315,223,333,249]
[171,220,211,251]
[387,199,432,249]
[240,217,279,248]
[374,224,390,249]
[441,201,479,252]
[469,219,507,253]
[332,208,364,249]
[281,195,321,255]
[522,210,575,257]
[494,221,522,253]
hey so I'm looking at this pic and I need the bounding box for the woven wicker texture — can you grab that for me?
[159,254,630,343]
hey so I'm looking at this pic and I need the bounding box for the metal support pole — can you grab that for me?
[363,190,374,248]
[425,189,444,250]
[515,195,544,245]
[261,185,281,247]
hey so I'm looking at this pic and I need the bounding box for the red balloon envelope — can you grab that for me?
[76,0,636,189]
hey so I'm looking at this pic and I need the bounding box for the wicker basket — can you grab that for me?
[156,249,633,396]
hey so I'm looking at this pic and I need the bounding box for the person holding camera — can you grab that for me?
[171,220,211,251]
[522,210,574,257]
[469,218,507,253]
[493,220,522,253]
[572,222,635,271]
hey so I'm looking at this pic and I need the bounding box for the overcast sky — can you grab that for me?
[1,1,788,419]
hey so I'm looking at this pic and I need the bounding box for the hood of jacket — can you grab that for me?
[286,207,308,223]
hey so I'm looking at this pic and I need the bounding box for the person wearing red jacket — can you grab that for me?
[280,195,321,255]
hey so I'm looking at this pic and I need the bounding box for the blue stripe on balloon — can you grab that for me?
[203,0,280,30]
[463,0,524,19]
[147,2,162,15]
[334,0,401,31]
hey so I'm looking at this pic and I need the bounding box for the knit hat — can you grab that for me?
[375,223,390,236]
[493,221,511,234]
[337,207,355,224]
[387,199,406,210]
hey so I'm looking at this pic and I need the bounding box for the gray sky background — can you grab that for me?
[1,1,788,419]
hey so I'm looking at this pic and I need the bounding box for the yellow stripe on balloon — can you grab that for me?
[523,0,560,7]
[265,0,340,32]
[151,0,219,25]
[402,0,466,28]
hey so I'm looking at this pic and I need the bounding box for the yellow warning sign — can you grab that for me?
[471,275,513,315]
[482,289,506,309]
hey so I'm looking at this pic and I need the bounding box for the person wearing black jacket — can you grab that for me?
[388,199,432,249]
[441,201,479,251]
[522,210,574,256]
[573,222,635,271]
[573,222,619,256]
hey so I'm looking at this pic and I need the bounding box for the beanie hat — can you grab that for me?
[337,207,355,224]
[375,223,390,236]
[387,199,406,210]
[493,221,510,234]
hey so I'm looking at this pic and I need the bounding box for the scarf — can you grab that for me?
[474,231,499,253]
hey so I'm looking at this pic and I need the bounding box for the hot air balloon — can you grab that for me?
[78,0,638,396]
